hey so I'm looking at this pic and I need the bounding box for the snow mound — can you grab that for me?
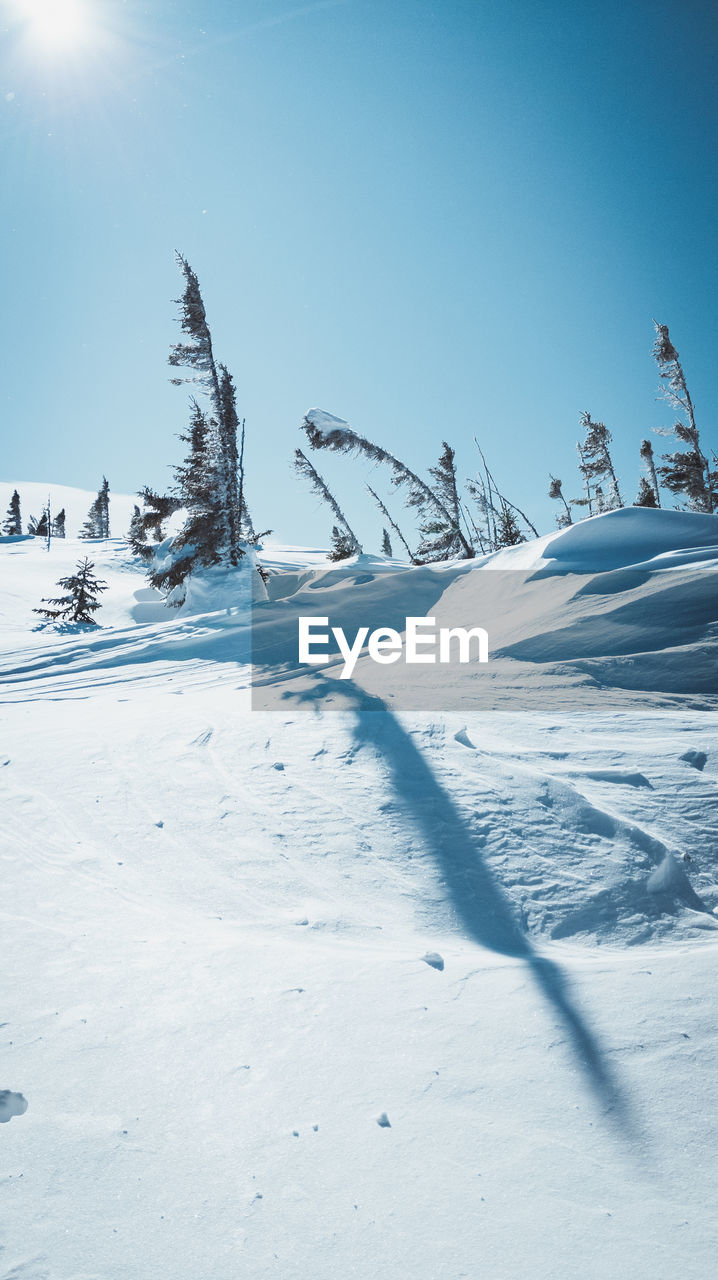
[533,506,718,572]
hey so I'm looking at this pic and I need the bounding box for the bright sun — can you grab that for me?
[14,0,89,49]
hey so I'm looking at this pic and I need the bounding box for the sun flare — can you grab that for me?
[13,0,89,49]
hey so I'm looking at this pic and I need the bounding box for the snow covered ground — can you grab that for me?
[1,493,718,1279]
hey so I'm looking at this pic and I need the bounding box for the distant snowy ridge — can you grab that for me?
[0,481,139,540]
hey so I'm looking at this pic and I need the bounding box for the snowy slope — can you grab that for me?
[0,481,139,540]
[1,507,717,1280]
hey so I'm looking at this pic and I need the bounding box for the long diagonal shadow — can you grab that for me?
[288,676,640,1139]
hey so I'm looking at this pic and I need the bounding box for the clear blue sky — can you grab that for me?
[1,0,717,547]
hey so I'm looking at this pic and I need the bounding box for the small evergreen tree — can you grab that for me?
[3,490,21,535]
[329,526,359,561]
[652,322,714,512]
[577,412,623,511]
[467,437,537,551]
[381,527,393,557]
[80,480,108,539]
[99,477,110,538]
[495,504,525,547]
[80,498,101,538]
[127,504,146,548]
[28,510,49,538]
[52,508,66,539]
[635,476,658,507]
[294,448,361,559]
[417,442,474,560]
[639,439,661,507]
[301,411,474,559]
[548,476,573,528]
[34,558,108,626]
[366,484,419,563]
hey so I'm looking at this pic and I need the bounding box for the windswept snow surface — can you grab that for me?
[1,503,717,1279]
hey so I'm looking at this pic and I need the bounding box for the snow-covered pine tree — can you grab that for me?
[635,476,658,507]
[366,484,418,563]
[217,365,248,559]
[294,448,361,560]
[577,412,623,511]
[465,473,494,551]
[79,480,110,540]
[127,504,146,550]
[572,441,594,515]
[301,411,474,559]
[639,439,661,508]
[652,322,714,512]
[34,558,108,626]
[168,254,248,566]
[128,489,183,558]
[381,528,392,557]
[236,414,256,542]
[99,477,110,538]
[494,504,525,547]
[52,509,66,538]
[149,400,225,593]
[80,496,101,539]
[328,526,358,560]
[28,510,49,538]
[3,490,21,535]
[417,442,473,561]
[548,476,573,528]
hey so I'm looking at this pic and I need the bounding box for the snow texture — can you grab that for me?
[1,490,717,1279]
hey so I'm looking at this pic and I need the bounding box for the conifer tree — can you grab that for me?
[80,480,110,539]
[52,509,66,538]
[128,489,183,557]
[99,477,110,538]
[3,490,21,535]
[548,476,573,528]
[467,437,537,551]
[573,441,594,515]
[381,528,393,557]
[366,484,418,563]
[149,400,225,593]
[652,322,714,512]
[329,526,359,561]
[301,411,474,559]
[34,558,108,626]
[168,253,248,565]
[28,510,49,538]
[495,504,525,547]
[635,476,658,507]
[127,504,146,549]
[639,439,661,508]
[80,497,102,539]
[465,473,494,551]
[217,365,245,560]
[294,448,361,559]
[417,442,473,560]
[577,412,623,511]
